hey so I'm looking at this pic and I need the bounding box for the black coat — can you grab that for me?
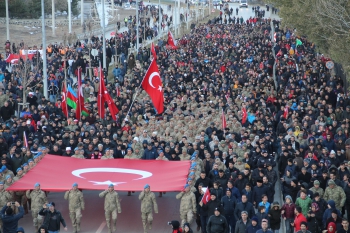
[268,208,281,230]
[234,201,255,220]
[252,185,268,207]
[203,199,221,218]
[0,106,13,121]
[206,214,228,233]
[39,208,67,231]
[221,194,236,215]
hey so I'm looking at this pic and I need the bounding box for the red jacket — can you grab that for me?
[294,213,307,232]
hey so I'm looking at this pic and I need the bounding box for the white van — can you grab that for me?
[239,0,248,7]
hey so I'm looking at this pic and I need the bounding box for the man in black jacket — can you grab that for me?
[195,172,212,190]
[39,202,67,232]
[206,207,228,233]
[234,194,255,220]
[221,189,236,233]
[200,193,221,219]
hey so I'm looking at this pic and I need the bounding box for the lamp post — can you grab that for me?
[102,0,107,72]
[5,0,9,40]
[52,0,56,36]
[41,0,48,98]
[68,0,72,33]
[81,0,84,26]
[136,0,139,50]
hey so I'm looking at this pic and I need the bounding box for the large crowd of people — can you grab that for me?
[0,3,349,233]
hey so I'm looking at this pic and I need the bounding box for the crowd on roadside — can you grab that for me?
[0,3,349,233]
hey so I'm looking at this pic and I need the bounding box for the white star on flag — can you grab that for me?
[157,86,162,92]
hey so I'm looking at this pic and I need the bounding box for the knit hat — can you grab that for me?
[285,195,293,202]
[251,216,259,223]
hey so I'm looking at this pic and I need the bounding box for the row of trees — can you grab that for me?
[0,0,78,19]
[266,0,350,82]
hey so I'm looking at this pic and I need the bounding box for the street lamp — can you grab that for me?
[68,0,72,33]
[5,0,9,40]
[41,0,48,98]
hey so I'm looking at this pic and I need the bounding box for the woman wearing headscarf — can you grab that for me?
[323,222,336,233]
[307,203,322,233]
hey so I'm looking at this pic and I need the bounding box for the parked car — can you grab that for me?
[212,0,220,6]
[239,0,248,7]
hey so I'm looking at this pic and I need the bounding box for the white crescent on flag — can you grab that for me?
[148,72,160,88]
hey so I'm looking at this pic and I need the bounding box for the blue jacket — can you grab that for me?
[322,200,341,227]
[1,205,24,233]
[228,186,241,202]
[142,147,157,160]
[246,224,261,233]
[322,139,336,152]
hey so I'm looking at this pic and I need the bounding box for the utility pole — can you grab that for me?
[5,0,9,40]
[52,0,56,36]
[102,0,107,71]
[68,0,72,33]
[158,0,161,39]
[81,0,84,26]
[41,0,48,98]
[136,0,139,50]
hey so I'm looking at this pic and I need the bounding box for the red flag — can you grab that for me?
[23,131,28,148]
[151,42,157,59]
[167,31,177,49]
[242,107,248,124]
[116,86,120,97]
[7,155,190,192]
[105,94,119,121]
[98,66,105,118]
[61,83,68,119]
[283,105,289,119]
[5,54,20,64]
[221,109,227,130]
[201,187,211,204]
[141,59,164,114]
[76,68,83,120]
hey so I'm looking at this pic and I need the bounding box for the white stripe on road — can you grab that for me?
[96,221,107,233]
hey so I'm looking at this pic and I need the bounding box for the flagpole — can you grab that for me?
[122,58,155,125]
[64,57,69,119]
[78,68,82,120]
[99,62,103,119]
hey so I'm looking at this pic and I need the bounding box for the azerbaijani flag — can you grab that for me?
[67,85,89,117]
[67,85,78,109]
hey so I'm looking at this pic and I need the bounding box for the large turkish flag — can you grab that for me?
[8,155,190,192]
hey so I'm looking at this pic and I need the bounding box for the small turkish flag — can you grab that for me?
[201,187,211,204]
[283,105,289,119]
[221,109,227,130]
[167,31,177,49]
[141,59,164,114]
[242,107,248,125]
[5,54,20,64]
[151,42,157,59]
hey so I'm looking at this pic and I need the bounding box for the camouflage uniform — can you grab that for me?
[99,188,122,233]
[64,187,85,233]
[139,187,158,233]
[0,184,13,229]
[309,186,324,199]
[323,183,346,210]
[155,156,169,161]
[101,155,114,160]
[176,188,197,227]
[13,172,28,213]
[71,154,85,159]
[26,188,47,231]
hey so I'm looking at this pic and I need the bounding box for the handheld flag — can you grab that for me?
[61,82,68,119]
[201,187,211,204]
[242,107,248,124]
[141,59,164,114]
[221,109,227,130]
[167,31,177,49]
[151,42,157,59]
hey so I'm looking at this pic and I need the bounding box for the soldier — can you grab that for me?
[176,184,197,227]
[179,149,191,161]
[124,148,138,159]
[13,168,28,214]
[323,179,346,210]
[155,150,169,160]
[26,183,47,231]
[22,163,29,174]
[71,149,85,159]
[99,184,122,233]
[101,149,114,160]
[0,182,13,230]
[4,175,14,189]
[139,184,158,233]
[64,183,85,233]
[2,165,14,178]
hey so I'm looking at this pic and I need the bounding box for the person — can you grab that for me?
[38,202,68,233]
[169,220,182,233]
[306,203,322,233]
[256,220,273,233]
[221,188,237,233]
[268,202,281,233]
[323,180,346,210]
[296,222,311,233]
[296,190,312,217]
[338,219,350,233]
[281,195,295,233]
[26,183,47,232]
[1,202,24,233]
[246,216,261,233]
[63,183,85,233]
[234,195,255,220]
[138,184,158,233]
[99,184,121,233]
[235,211,252,233]
[324,222,337,233]
[176,184,197,227]
[206,207,228,233]
[16,226,25,233]
[183,222,193,233]
[292,206,307,232]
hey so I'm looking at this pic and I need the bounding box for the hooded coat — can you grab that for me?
[281,195,296,219]
[268,203,281,230]
[322,200,341,228]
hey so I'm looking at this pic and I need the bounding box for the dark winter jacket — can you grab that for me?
[221,194,237,215]
[207,214,228,233]
[234,201,255,220]
[0,205,24,233]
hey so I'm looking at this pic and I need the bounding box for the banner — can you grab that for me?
[8,155,190,192]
